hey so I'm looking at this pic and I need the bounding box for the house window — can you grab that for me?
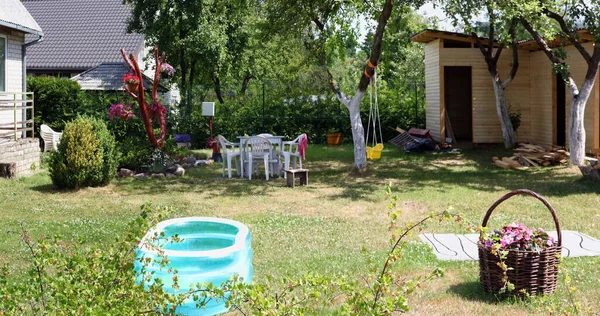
[0,36,5,91]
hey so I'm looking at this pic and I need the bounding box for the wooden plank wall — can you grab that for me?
[425,40,441,141]
[528,51,554,147]
[438,47,531,143]
[562,44,598,153]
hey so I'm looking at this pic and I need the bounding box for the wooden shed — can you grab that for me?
[412,29,600,154]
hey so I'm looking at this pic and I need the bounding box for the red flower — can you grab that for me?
[122,73,141,84]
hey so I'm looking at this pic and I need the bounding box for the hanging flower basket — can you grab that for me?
[122,73,141,92]
[478,189,561,296]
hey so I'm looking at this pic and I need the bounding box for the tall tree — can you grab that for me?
[124,0,258,105]
[440,0,520,148]
[515,0,600,165]
[263,0,423,169]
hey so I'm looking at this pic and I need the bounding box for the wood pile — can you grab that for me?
[492,143,569,169]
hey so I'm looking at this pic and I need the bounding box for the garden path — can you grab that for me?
[419,230,600,261]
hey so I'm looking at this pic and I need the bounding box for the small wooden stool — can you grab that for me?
[285,169,308,187]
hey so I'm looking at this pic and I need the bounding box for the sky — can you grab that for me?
[417,3,459,31]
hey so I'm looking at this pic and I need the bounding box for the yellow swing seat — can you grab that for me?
[366,143,384,160]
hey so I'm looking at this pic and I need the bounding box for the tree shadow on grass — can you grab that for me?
[448,281,500,304]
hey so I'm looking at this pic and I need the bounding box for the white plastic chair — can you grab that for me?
[217,135,241,178]
[40,124,62,152]
[241,136,276,180]
[281,134,305,178]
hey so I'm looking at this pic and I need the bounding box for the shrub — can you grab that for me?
[27,77,81,136]
[0,203,186,314]
[49,116,118,189]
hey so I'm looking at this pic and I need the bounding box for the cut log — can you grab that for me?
[494,160,512,169]
[0,163,16,179]
[502,157,521,168]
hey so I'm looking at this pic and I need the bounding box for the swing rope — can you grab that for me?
[366,67,383,149]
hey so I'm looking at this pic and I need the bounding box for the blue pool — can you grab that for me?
[135,217,253,315]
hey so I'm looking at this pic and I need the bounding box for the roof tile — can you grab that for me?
[22,0,144,70]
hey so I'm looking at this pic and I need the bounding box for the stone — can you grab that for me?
[165,172,176,178]
[118,168,135,178]
[151,173,166,178]
[173,165,185,177]
[165,164,185,176]
[134,173,147,179]
[186,155,197,165]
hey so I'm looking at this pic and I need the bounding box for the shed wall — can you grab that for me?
[438,47,531,143]
[424,40,441,141]
[528,51,554,147]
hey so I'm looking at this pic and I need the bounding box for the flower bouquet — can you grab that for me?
[109,103,135,121]
[160,63,175,79]
[478,189,561,296]
[122,73,141,92]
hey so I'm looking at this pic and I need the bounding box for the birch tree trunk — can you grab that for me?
[492,80,516,148]
[347,90,367,169]
[568,85,593,165]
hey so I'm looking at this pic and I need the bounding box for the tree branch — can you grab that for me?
[543,8,592,64]
[472,33,491,61]
[502,19,520,88]
[358,0,394,92]
[520,16,579,95]
[327,68,349,105]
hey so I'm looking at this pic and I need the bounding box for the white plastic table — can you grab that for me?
[237,135,285,177]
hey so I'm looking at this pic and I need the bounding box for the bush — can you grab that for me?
[27,77,81,136]
[0,204,186,314]
[49,116,118,189]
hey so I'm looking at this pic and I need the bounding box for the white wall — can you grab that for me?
[0,28,25,137]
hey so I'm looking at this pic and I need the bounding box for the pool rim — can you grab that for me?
[138,217,250,258]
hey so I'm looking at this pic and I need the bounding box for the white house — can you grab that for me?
[0,0,44,177]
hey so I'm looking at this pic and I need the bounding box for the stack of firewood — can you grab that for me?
[492,143,569,169]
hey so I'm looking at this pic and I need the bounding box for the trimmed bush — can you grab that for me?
[49,116,118,189]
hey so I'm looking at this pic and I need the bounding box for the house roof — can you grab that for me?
[0,0,43,36]
[412,28,596,51]
[22,0,144,71]
[71,62,168,92]
[411,29,501,47]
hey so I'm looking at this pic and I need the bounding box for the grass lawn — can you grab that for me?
[1,144,599,314]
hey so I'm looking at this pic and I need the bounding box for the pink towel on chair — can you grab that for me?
[298,133,308,160]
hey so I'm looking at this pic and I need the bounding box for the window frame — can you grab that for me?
[0,34,6,92]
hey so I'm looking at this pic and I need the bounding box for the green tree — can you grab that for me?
[439,0,520,148]
[124,0,258,105]
[514,0,600,165]
[262,0,424,169]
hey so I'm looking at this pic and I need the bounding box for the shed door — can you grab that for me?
[444,66,472,141]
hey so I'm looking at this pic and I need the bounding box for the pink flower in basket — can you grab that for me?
[481,222,555,252]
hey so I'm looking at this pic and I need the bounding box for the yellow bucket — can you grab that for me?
[366,143,384,160]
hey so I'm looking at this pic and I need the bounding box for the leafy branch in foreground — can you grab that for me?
[0,203,186,315]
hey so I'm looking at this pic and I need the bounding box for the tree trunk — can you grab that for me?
[214,77,225,104]
[347,90,367,169]
[568,86,593,165]
[491,80,516,148]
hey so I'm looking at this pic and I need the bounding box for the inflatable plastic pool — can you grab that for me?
[135,217,253,315]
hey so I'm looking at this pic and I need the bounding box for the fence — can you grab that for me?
[0,92,34,143]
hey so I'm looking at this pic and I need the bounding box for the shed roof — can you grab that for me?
[22,0,144,70]
[412,28,596,51]
[71,62,167,92]
[0,0,43,36]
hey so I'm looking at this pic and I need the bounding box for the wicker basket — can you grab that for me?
[478,189,562,296]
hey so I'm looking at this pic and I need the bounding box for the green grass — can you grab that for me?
[1,144,599,314]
